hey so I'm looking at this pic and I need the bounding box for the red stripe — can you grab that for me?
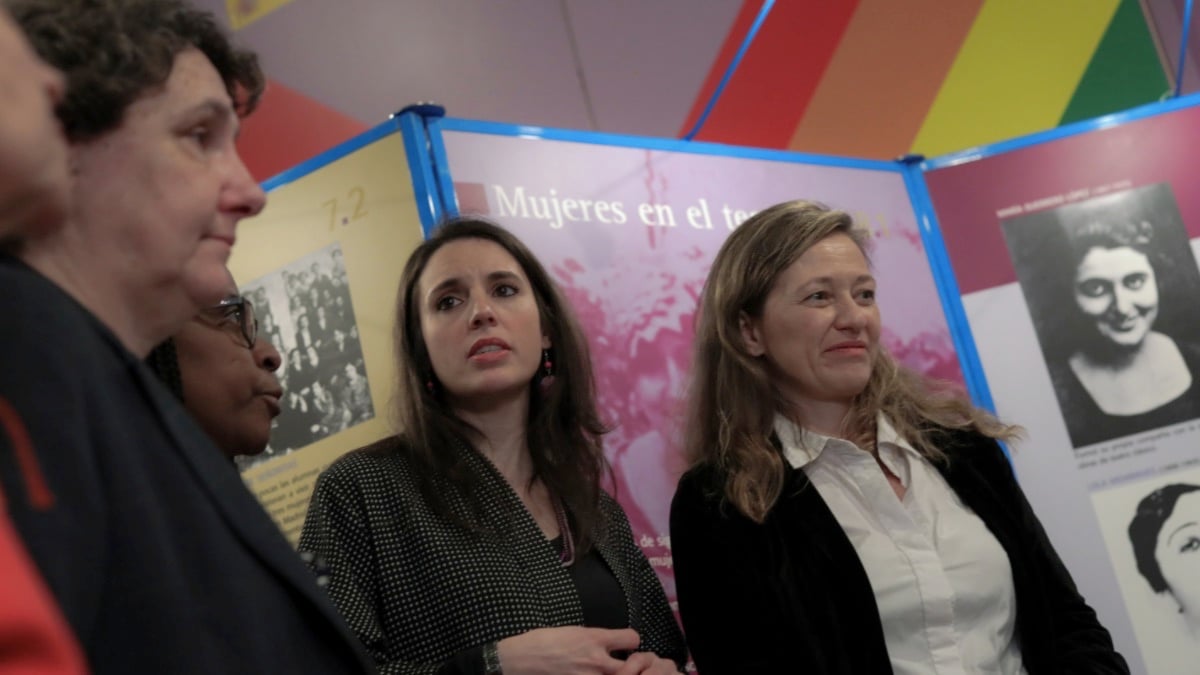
[680,0,861,148]
[0,398,54,511]
[237,78,370,182]
[678,0,767,138]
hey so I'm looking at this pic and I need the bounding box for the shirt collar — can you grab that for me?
[773,412,919,470]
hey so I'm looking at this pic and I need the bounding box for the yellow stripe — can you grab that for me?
[910,0,1119,158]
[226,0,297,30]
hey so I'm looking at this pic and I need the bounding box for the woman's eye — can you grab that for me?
[858,289,876,302]
[1180,537,1200,554]
[187,126,211,146]
[806,291,829,302]
[495,284,518,297]
[435,296,461,311]
[1122,273,1148,291]
[1076,279,1110,298]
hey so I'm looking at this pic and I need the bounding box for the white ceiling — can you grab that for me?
[195,0,743,137]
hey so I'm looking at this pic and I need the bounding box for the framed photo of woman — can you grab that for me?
[1093,467,1200,673]
[1002,183,1200,449]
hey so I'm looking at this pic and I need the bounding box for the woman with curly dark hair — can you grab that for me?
[146,270,285,462]
[1052,215,1200,446]
[0,1,373,671]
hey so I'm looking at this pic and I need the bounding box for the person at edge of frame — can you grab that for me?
[0,0,376,672]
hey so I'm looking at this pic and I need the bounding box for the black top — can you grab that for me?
[0,256,375,674]
[552,535,630,630]
[1052,340,1200,448]
[300,436,687,675]
[670,427,1130,675]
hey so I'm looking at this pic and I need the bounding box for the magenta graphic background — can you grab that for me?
[924,104,1200,296]
[443,131,962,604]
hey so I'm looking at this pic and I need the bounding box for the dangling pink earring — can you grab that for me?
[539,348,555,391]
[425,379,435,393]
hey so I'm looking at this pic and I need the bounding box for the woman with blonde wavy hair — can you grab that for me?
[669,200,1127,674]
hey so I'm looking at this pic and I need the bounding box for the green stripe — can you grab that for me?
[1059,0,1169,125]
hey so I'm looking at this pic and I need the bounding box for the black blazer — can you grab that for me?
[300,436,687,674]
[670,427,1129,675]
[0,258,375,674]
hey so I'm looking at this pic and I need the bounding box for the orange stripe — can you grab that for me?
[788,0,983,159]
[0,398,54,511]
[681,1,861,148]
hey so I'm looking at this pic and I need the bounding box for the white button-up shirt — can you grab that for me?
[774,413,1026,675]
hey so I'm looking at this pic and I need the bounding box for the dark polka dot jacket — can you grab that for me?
[299,435,687,674]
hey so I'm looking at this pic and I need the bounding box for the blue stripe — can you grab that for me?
[900,163,1002,425]
[427,116,460,223]
[682,0,776,141]
[396,111,442,232]
[1176,0,1195,97]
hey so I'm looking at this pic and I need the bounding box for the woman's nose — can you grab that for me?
[222,152,267,218]
[470,297,497,327]
[1110,287,1136,316]
[254,337,282,372]
[834,297,868,331]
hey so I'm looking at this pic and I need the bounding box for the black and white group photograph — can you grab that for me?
[1002,183,1200,448]
[236,243,375,469]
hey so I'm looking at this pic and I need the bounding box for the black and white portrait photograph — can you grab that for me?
[236,243,375,470]
[1002,183,1200,448]
[1094,467,1200,673]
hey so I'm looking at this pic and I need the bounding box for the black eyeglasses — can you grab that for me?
[202,295,258,350]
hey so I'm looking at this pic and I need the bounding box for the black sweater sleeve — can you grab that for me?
[670,470,816,674]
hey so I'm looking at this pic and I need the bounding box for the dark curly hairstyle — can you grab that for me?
[1129,483,1200,592]
[6,0,263,142]
[1004,184,1197,365]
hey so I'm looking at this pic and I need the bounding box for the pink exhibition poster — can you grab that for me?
[442,127,961,611]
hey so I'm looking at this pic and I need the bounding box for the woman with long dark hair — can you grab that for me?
[301,218,685,674]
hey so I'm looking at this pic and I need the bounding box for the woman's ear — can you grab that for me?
[739,311,765,357]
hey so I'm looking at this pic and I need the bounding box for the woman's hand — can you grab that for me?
[495,626,642,674]
[612,651,682,674]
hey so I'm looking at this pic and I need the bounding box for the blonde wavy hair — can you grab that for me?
[685,200,1019,523]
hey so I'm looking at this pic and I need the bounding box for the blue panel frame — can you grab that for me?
[255,112,447,233]
[923,90,1200,172]
[426,115,459,229]
[900,161,997,415]
[436,117,903,173]
[395,111,444,230]
[261,117,400,192]
[1175,0,1195,98]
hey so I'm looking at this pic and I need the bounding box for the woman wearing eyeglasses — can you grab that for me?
[147,273,285,460]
